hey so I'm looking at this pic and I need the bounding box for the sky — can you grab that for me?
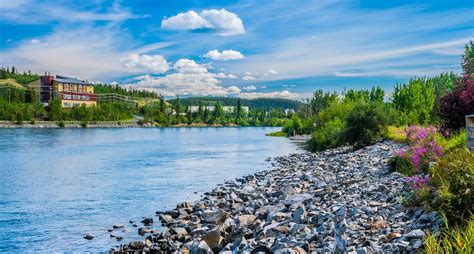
[0,0,473,99]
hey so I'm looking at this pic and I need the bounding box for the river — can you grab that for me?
[0,127,301,252]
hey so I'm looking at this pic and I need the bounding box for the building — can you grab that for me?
[188,105,249,114]
[27,74,96,107]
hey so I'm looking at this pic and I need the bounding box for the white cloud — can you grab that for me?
[0,0,144,24]
[242,85,256,91]
[216,73,237,79]
[30,39,40,44]
[173,58,207,74]
[161,10,211,30]
[227,86,241,94]
[242,75,255,81]
[239,90,299,100]
[122,53,169,73]
[267,69,278,74]
[161,9,245,36]
[203,49,244,60]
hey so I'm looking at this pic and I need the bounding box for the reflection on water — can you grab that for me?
[0,127,301,252]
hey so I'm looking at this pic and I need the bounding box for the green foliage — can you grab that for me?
[58,121,65,128]
[424,215,474,254]
[283,115,304,136]
[0,66,39,84]
[308,90,338,115]
[392,78,436,125]
[266,131,287,137]
[308,118,345,151]
[94,83,158,98]
[168,96,302,110]
[81,121,88,128]
[436,129,467,152]
[343,102,388,149]
[429,148,474,223]
[388,156,414,175]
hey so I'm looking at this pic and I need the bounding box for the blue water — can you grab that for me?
[0,127,301,252]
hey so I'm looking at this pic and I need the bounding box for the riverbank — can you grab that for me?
[0,120,143,128]
[0,121,262,128]
[109,141,442,253]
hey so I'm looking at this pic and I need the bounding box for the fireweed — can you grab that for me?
[392,126,444,196]
[402,126,443,173]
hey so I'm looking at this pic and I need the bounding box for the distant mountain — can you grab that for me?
[167,97,302,110]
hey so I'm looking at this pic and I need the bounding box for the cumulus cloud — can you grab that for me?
[30,39,40,44]
[216,73,238,79]
[227,86,241,94]
[242,85,256,91]
[203,49,244,60]
[125,58,297,99]
[161,9,245,36]
[242,75,255,81]
[122,53,169,73]
[239,90,299,99]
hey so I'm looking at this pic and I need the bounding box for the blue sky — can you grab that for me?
[0,0,472,99]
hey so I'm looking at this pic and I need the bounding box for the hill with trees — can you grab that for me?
[167,97,302,110]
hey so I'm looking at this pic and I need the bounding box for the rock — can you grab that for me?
[83,233,95,240]
[141,217,153,226]
[173,227,188,237]
[159,214,173,223]
[113,224,125,229]
[356,247,368,254]
[201,209,228,224]
[293,206,306,222]
[202,230,225,251]
[237,214,256,226]
[405,229,425,239]
[187,240,213,254]
[177,201,193,209]
[251,245,272,254]
[129,240,145,250]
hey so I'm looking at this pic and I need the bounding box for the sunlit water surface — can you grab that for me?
[0,127,301,252]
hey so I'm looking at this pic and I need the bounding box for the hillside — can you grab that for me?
[167,97,302,110]
[0,79,27,90]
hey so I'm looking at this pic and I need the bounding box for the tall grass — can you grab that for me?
[424,215,474,254]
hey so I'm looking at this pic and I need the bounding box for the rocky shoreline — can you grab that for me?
[108,141,442,253]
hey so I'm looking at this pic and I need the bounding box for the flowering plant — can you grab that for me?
[401,125,443,173]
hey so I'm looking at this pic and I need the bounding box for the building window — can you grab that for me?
[82,95,89,100]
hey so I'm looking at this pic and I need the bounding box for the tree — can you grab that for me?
[235,98,242,124]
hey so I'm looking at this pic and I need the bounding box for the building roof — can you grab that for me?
[54,75,92,85]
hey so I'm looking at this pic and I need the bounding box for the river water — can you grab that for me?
[0,127,301,252]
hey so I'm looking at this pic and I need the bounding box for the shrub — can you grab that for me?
[388,155,414,175]
[343,102,388,149]
[430,148,474,223]
[29,120,35,125]
[436,129,467,152]
[404,126,443,173]
[58,121,65,128]
[387,126,407,143]
[308,118,345,151]
[81,121,88,128]
[438,42,474,131]
[424,215,474,254]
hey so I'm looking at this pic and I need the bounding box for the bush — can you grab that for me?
[438,42,474,131]
[343,102,388,149]
[388,155,414,175]
[29,120,35,125]
[81,120,88,128]
[430,148,474,223]
[58,121,65,128]
[436,129,467,152]
[424,215,474,254]
[308,118,345,151]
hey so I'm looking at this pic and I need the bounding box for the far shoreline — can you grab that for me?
[0,120,284,129]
